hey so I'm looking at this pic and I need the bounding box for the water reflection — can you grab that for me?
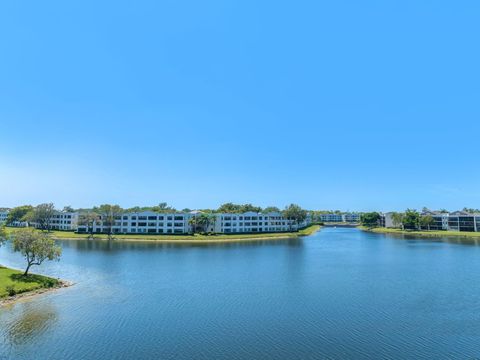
[59,237,304,252]
[2,302,58,346]
[378,232,480,246]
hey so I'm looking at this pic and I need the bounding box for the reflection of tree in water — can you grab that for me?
[5,302,58,346]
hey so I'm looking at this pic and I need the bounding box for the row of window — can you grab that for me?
[223,227,288,233]
[112,215,184,221]
[222,222,288,227]
[222,216,286,221]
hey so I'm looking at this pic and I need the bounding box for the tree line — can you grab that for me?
[389,210,435,230]
[359,209,437,230]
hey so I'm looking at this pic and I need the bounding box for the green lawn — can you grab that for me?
[6,224,321,242]
[0,266,60,298]
[359,226,480,239]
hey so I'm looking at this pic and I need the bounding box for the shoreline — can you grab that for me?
[0,280,72,307]
[23,225,322,244]
[358,226,480,241]
[0,265,73,307]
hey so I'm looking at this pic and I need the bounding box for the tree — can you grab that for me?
[152,203,177,212]
[63,206,74,212]
[239,204,262,213]
[189,213,216,234]
[78,212,100,239]
[0,225,6,247]
[262,206,280,213]
[217,203,263,213]
[403,209,420,230]
[188,216,198,234]
[25,203,56,231]
[217,203,242,213]
[360,212,381,227]
[419,215,435,231]
[95,204,123,240]
[283,204,307,231]
[6,205,33,225]
[463,207,480,214]
[390,212,405,229]
[12,228,61,276]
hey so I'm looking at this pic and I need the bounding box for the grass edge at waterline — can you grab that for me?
[358,226,480,241]
[5,224,322,243]
[0,266,69,305]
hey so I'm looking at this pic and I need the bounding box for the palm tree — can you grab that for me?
[78,212,100,239]
[188,216,198,234]
[391,212,405,229]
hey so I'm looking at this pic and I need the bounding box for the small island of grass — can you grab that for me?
[0,266,64,305]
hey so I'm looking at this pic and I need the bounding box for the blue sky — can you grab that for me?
[1,0,479,211]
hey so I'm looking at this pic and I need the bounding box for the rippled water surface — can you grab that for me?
[1,228,480,359]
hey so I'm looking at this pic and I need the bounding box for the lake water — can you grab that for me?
[1,228,480,359]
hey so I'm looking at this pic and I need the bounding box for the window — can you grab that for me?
[174,216,183,220]
[131,222,137,226]
[138,222,147,227]
[139,216,147,220]
[148,216,157,220]
[132,216,137,220]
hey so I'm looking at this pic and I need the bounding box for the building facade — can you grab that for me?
[382,210,480,232]
[319,213,360,223]
[214,211,305,234]
[46,212,79,231]
[76,210,311,235]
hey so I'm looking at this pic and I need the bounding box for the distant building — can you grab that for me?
[319,213,359,223]
[382,210,480,232]
[0,209,9,224]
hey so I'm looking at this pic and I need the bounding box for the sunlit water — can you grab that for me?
[1,228,480,359]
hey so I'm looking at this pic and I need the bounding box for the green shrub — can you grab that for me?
[6,285,16,296]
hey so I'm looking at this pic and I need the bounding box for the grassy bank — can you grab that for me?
[359,226,480,239]
[0,266,60,299]
[5,225,321,243]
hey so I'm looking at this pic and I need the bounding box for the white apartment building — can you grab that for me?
[47,212,79,231]
[214,211,303,234]
[319,213,359,223]
[76,210,312,235]
[77,211,190,234]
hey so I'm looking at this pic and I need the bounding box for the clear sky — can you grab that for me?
[1,1,479,212]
